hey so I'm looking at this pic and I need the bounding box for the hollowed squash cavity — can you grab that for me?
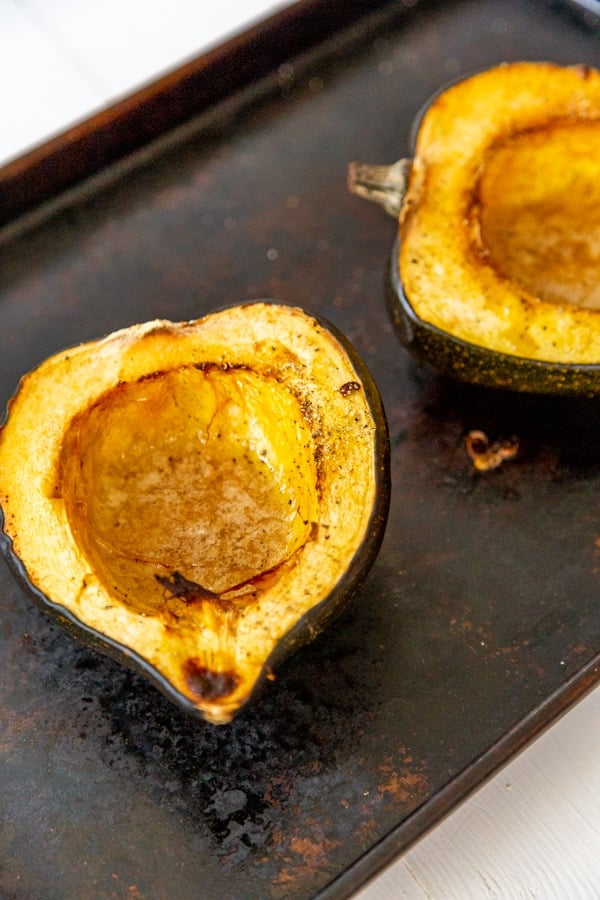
[59,366,319,616]
[478,120,600,310]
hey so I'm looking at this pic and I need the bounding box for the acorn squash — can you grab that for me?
[0,302,389,724]
[349,62,600,393]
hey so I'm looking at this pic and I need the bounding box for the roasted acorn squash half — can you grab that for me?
[349,62,600,394]
[0,302,389,724]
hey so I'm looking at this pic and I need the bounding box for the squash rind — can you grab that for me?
[388,245,600,395]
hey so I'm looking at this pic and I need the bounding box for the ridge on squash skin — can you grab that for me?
[0,302,390,724]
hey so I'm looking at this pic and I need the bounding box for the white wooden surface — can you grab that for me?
[1,2,599,896]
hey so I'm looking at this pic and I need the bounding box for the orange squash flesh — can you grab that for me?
[399,62,600,366]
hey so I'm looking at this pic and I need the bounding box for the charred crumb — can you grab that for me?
[465,430,520,472]
[339,381,361,397]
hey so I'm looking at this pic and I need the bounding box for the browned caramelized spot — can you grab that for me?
[194,361,248,373]
[155,571,220,601]
[141,325,175,338]
[136,370,164,384]
[575,65,593,80]
[184,660,240,700]
[339,381,361,397]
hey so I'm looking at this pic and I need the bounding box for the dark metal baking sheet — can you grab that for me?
[1,1,599,898]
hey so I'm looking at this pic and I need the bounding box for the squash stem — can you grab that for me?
[347,159,411,218]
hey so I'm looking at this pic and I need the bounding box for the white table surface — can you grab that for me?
[2,2,599,896]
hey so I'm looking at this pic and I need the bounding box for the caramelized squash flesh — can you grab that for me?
[479,120,600,310]
[59,366,319,616]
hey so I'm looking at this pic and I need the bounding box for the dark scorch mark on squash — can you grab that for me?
[184,660,240,700]
[155,570,221,602]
